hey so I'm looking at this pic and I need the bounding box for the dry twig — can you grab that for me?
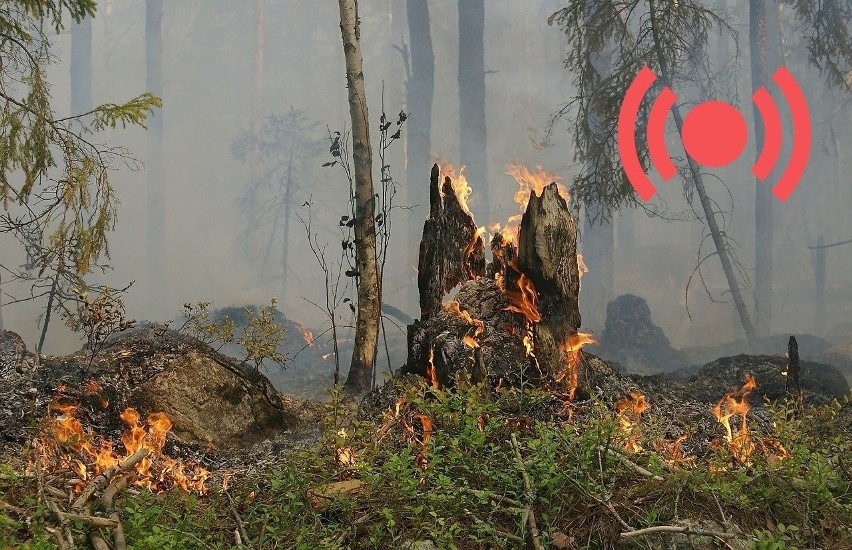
[510,433,543,550]
[72,447,149,511]
[599,445,664,482]
[621,524,739,540]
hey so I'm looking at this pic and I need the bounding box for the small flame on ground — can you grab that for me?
[39,399,209,495]
[297,323,315,347]
[655,433,692,466]
[615,390,649,453]
[712,374,758,463]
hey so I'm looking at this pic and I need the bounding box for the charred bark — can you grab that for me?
[517,183,582,383]
[417,164,485,320]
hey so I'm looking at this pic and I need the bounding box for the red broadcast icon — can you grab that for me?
[618,66,811,202]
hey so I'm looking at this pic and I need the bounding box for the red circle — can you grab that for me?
[681,101,747,167]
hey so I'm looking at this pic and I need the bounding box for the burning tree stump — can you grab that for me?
[406,165,588,394]
[517,183,582,383]
[418,164,486,320]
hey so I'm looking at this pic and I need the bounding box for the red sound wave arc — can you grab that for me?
[618,65,811,203]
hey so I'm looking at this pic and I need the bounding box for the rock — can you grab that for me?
[0,327,299,451]
[596,294,687,374]
[816,343,852,384]
[658,354,849,405]
[680,334,832,367]
[307,479,366,512]
[0,330,36,374]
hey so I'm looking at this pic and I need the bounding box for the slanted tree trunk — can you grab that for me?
[405,0,435,312]
[648,0,757,345]
[751,0,774,337]
[146,0,165,319]
[338,0,381,393]
[458,0,488,221]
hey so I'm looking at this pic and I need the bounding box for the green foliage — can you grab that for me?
[547,0,731,215]
[240,298,286,370]
[0,0,159,325]
[3,382,851,548]
[180,301,235,349]
[178,298,286,371]
[63,286,134,365]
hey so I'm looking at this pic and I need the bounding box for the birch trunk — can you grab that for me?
[338,0,380,392]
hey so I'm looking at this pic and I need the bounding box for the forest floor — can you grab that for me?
[2,371,852,549]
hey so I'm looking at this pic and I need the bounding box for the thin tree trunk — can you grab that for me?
[581,207,614,330]
[71,16,92,115]
[815,235,826,336]
[281,113,296,300]
[751,0,773,337]
[0,271,4,331]
[37,271,60,355]
[338,0,381,393]
[649,0,757,345]
[458,0,488,222]
[252,0,264,183]
[405,0,434,313]
[146,0,165,319]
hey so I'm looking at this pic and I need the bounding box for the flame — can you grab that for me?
[38,401,209,495]
[440,164,474,216]
[503,258,542,323]
[412,413,433,470]
[463,226,486,278]
[522,332,535,357]
[655,433,692,466]
[425,347,440,390]
[712,374,757,463]
[322,352,334,360]
[615,391,649,453]
[444,301,486,347]
[297,323,315,347]
[490,165,568,245]
[335,428,357,467]
[462,335,479,349]
[557,332,598,400]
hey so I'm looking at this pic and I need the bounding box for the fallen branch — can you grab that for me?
[225,489,250,548]
[56,510,119,528]
[72,447,149,511]
[599,445,664,482]
[100,475,129,550]
[0,499,25,516]
[510,433,543,550]
[621,524,739,540]
[461,487,524,509]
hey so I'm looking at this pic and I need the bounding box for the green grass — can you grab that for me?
[3,379,852,549]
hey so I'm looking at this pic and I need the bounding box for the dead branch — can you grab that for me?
[599,445,664,482]
[510,433,543,550]
[0,499,25,516]
[225,489,250,547]
[620,524,739,540]
[461,487,524,509]
[56,510,119,528]
[72,447,149,511]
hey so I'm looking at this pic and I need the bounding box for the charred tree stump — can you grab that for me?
[418,164,485,320]
[517,183,582,384]
[408,164,485,379]
[785,335,801,398]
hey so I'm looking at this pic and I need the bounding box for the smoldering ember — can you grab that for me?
[1,2,852,549]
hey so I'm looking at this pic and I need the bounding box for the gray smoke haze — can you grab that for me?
[1,0,849,362]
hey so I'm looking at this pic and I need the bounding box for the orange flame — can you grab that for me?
[440,164,474,216]
[463,226,486,278]
[557,332,597,399]
[655,433,692,466]
[490,165,568,245]
[425,347,440,390]
[444,301,486,345]
[503,258,542,323]
[712,375,757,463]
[39,401,209,495]
[462,335,479,349]
[297,323,315,347]
[615,391,649,453]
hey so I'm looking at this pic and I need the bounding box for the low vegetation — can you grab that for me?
[2,374,851,549]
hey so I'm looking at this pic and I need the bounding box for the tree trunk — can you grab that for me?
[338,0,381,393]
[751,0,774,337]
[251,0,264,183]
[146,0,165,319]
[458,0,488,222]
[815,235,826,336]
[648,0,757,345]
[405,0,435,312]
[70,15,92,115]
[581,207,614,330]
